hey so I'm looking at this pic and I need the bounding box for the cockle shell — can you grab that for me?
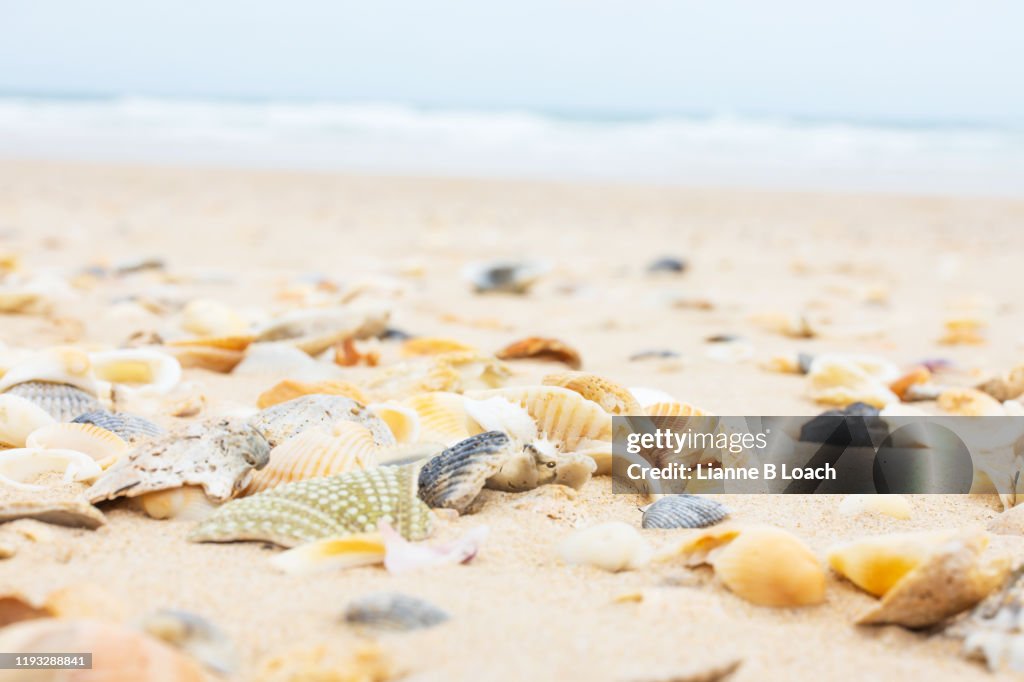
[0,393,56,447]
[256,379,370,409]
[189,463,432,548]
[559,522,652,572]
[4,381,102,422]
[402,392,479,444]
[645,401,711,418]
[806,353,901,408]
[0,619,206,682]
[90,348,182,395]
[0,448,103,491]
[543,372,641,415]
[641,495,730,529]
[134,485,221,521]
[71,409,165,444]
[86,418,271,504]
[180,298,249,337]
[254,303,390,356]
[416,432,511,513]
[367,402,420,444]
[496,336,582,370]
[250,394,395,448]
[837,494,912,520]
[0,346,97,395]
[138,609,239,675]
[26,422,129,469]
[343,593,450,631]
[245,420,380,495]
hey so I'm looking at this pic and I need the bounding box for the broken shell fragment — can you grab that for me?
[559,521,652,573]
[250,394,395,448]
[343,592,449,632]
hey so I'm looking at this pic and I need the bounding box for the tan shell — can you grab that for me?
[978,364,1024,402]
[0,394,56,448]
[164,344,246,373]
[827,531,954,597]
[168,334,254,352]
[496,336,582,370]
[26,422,129,469]
[135,485,221,521]
[256,379,370,409]
[806,353,900,408]
[646,401,711,418]
[245,420,379,494]
[401,392,480,444]
[401,337,478,356]
[939,316,987,345]
[0,488,106,529]
[938,388,1006,416]
[250,394,395,448]
[180,298,249,337]
[542,372,641,415]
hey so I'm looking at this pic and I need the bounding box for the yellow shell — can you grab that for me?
[836,494,912,520]
[245,420,379,494]
[25,422,129,469]
[256,379,370,409]
[827,531,953,597]
[542,372,641,415]
[164,344,245,373]
[181,298,249,337]
[401,392,480,444]
[90,348,182,395]
[645,401,711,417]
[269,532,387,575]
[135,485,221,521]
[0,394,56,448]
[367,402,420,443]
[400,337,478,357]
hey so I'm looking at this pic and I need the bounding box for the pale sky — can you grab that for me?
[2,0,1022,124]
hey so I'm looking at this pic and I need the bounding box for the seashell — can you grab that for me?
[888,366,932,401]
[553,450,598,489]
[837,494,912,520]
[134,485,221,521]
[343,592,449,631]
[978,364,1024,402]
[180,298,249,337]
[559,521,652,572]
[0,619,206,682]
[332,336,380,367]
[462,259,550,294]
[90,348,182,395]
[628,386,678,408]
[254,303,390,356]
[0,346,97,395]
[189,462,432,548]
[377,441,446,466]
[416,431,511,513]
[254,642,393,682]
[26,422,129,469]
[542,371,641,415]
[3,381,103,421]
[401,337,477,356]
[434,351,511,390]
[640,495,730,529]
[138,609,238,675]
[0,393,56,447]
[0,593,48,627]
[367,402,420,443]
[71,409,165,443]
[0,448,103,491]
[827,531,954,597]
[270,532,387,575]
[250,394,395,448]
[953,567,1024,672]
[806,353,901,408]
[939,316,987,345]
[364,359,464,400]
[402,392,480,444]
[163,344,245,373]
[0,492,106,529]
[988,504,1024,536]
[485,441,559,492]
[496,336,582,370]
[463,396,537,442]
[647,256,687,274]
[381,522,487,574]
[232,341,344,380]
[42,582,130,622]
[245,420,380,495]
[938,387,1006,416]
[86,418,271,504]
[169,334,254,352]
[256,379,369,409]
[645,401,711,418]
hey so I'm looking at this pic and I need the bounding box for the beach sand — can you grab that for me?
[1,159,1024,680]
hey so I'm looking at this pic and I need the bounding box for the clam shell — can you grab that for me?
[344,593,449,631]
[417,431,511,513]
[90,348,182,395]
[71,409,166,443]
[250,394,395,449]
[138,609,238,675]
[26,422,129,469]
[402,392,479,445]
[542,371,641,415]
[86,418,271,503]
[496,336,582,370]
[0,346,97,395]
[135,485,221,521]
[641,495,730,529]
[189,463,432,548]
[559,521,652,572]
[254,303,390,356]
[256,379,369,409]
[368,402,420,444]
[0,448,103,491]
[245,420,380,495]
[0,393,56,447]
[4,381,103,421]
[0,619,206,682]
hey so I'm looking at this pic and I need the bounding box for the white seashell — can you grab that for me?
[0,394,56,448]
[232,342,344,381]
[628,387,677,408]
[463,396,537,442]
[0,448,103,491]
[367,403,420,444]
[254,303,390,356]
[0,347,97,395]
[807,353,901,408]
[559,521,651,572]
[838,494,912,520]
[25,422,129,468]
[181,299,248,337]
[90,348,182,396]
[135,486,221,521]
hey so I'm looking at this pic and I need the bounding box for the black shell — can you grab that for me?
[416,431,509,512]
[5,381,102,421]
[343,592,449,632]
[641,494,730,529]
[72,409,166,443]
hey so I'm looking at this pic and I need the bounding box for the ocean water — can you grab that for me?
[1,95,1022,196]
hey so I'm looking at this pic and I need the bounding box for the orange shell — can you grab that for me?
[257,379,370,409]
[496,337,582,370]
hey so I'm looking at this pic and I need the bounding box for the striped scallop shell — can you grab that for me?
[71,410,166,444]
[250,395,395,448]
[401,392,480,445]
[416,431,510,513]
[4,381,102,421]
[645,401,711,417]
[641,494,730,529]
[244,420,380,495]
[344,593,449,631]
[26,422,129,469]
[189,463,432,548]
[0,394,55,448]
[542,372,642,415]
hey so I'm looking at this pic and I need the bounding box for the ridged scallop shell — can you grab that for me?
[250,394,395,448]
[181,298,249,337]
[416,432,510,513]
[401,337,477,357]
[134,485,221,521]
[26,422,129,468]
[641,495,730,529]
[542,372,641,415]
[344,593,449,631]
[0,619,206,682]
[90,348,182,395]
[496,336,582,370]
[86,418,271,503]
[0,346,97,395]
[368,403,420,444]
[245,420,380,495]
[806,353,901,408]
[402,392,480,444]
[827,531,953,598]
[559,522,652,572]
[645,401,711,418]
[256,379,369,409]
[138,609,238,675]
[254,303,390,356]
[0,394,56,447]
[71,410,166,443]
[4,381,102,422]
[189,463,432,548]
[0,448,103,491]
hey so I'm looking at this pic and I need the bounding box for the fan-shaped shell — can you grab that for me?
[26,422,129,468]
[0,448,103,491]
[402,392,480,445]
[641,495,730,529]
[416,432,510,513]
[4,381,103,422]
[0,393,56,447]
[543,372,641,415]
[367,402,420,444]
[250,394,394,448]
[90,348,182,395]
[0,346,97,395]
[71,410,165,443]
[645,401,711,418]
[256,379,369,409]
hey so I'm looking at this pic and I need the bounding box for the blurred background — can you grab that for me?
[1,0,1023,195]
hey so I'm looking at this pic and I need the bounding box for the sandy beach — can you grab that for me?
[2,159,1024,680]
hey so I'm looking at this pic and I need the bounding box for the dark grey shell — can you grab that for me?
[249,394,395,448]
[72,409,166,443]
[343,593,449,632]
[641,494,730,529]
[137,609,237,674]
[4,381,102,421]
[417,431,510,513]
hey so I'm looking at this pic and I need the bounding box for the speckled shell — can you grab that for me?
[542,372,641,415]
[249,395,395,448]
[417,431,511,513]
[4,381,102,421]
[343,593,449,631]
[71,409,166,443]
[0,393,56,447]
[641,495,730,529]
[26,422,129,468]
[189,463,432,548]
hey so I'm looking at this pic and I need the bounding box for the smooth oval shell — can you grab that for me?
[641,495,730,529]
[71,409,166,443]
[0,448,103,491]
[26,422,129,468]
[344,592,449,631]
[417,432,510,513]
[4,381,102,422]
[559,521,652,572]
[250,394,395,448]
[135,486,221,521]
[542,371,641,415]
[0,393,56,447]
[90,348,182,395]
[709,527,826,607]
[0,347,97,395]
